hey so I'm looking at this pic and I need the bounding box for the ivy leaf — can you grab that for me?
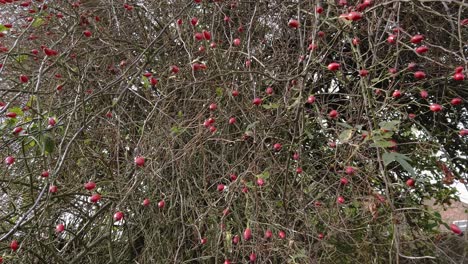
[0,24,10,32]
[32,17,45,28]
[215,87,223,97]
[339,129,353,142]
[379,120,400,131]
[262,103,279,109]
[382,152,415,177]
[44,136,55,154]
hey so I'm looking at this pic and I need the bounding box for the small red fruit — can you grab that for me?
[49,185,58,193]
[328,110,338,119]
[142,198,150,206]
[278,230,286,239]
[359,69,369,77]
[200,237,207,244]
[414,71,426,79]
[48,117,56,126]
[340,177,349,185]
[191,17,198,26]
[352,37,360,46]
[134,156,145,167]
[429,103,442,112]
[232,90,239,97]
[293,152,300,160]
[453,72,465,81]
[307,95,316,104]
[408,113,416,119]
[420,90,428,99]
[20,75,29,83]
[316,6,324,14]
[243,228,252,240]
[327,62,340,71]
[264,229,273,239]
[387,34,397,44]
[348,12,363,21]
[460,129,468,136]
[158,200,165,208]
[256,178,265,186]
[288,19,300,28]
[318,233,324,239]
[10,240,19,251]
[84,181,96,191]
[392,90,402,98]
[56,224,65,233]
[265,87,274,95]
[406,178,415,187]
[337,196,345,204]
[13,127,23,135]
[202,30,211,40]
[410,34,424,44]
[171,65,179,74]
[228,117,236,124]
[450,224,463,235]
[230,174,237,181]
[345,166,355,175]
[41,170,50,178]
[194,32,204,41]
[209,103,217,111]
[5,156,15,165]
[451,98,462,105]
[415,46,428,54]
[6,112,17,118]
[233,38,241,46]
[90,193,101,203]
[249,252,257,262]
[217,184,225,192]
[232,235,240,244]
[113,211,124,221]
[296,167,303,174]
[273,143,282,151]
[83,30,92,37]
[253,97,262,106]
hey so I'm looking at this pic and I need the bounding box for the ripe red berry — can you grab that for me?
[228,117,236,124]
[217,184,225,192]
[10,240,19,251]
[249,252,257,262]
[256,178,265,186]
[158,200,165,208]
[253,97,262,106]
[278,230,286,239]
[392,90,402,98]
[387,34,397,44]
[5,156,15,165]
[90,193,101,203]
[316,6,324,14]
[113,211,124,221]
[265,87,274,95]
[134,156,145,167]
[352,37,360,46]
[41,170,50,178]
[451,97,462,105]
[48,117,56,126]
[13,127,23,135]
[232,90,239,97]
[243,228,252,240]
[359,69,369,77]
[273,143,282,151]
[232,234,240,244]
[142,198,150,206]
[233,38,241,46]
[264,229,273,239]
[337,196,345,204]
[460,129,468,136]
[450,224,463,235]
[49,185,58,193]
[406,178,415,187]
[307,95,316,104]
[20,75,29,83]
[420,90,428,99]
[84,181,96,191]
[171,65,179,74]
[191,17,198,26]
[340,177,349,185]
[347,11,363,21]
[345,166,355,175]
[56,224,65,233]
[415,46,428,54]
[414,71,426,79]
[202,30,211,40]
[327,62,340,71]
[296,167,303,174]
[83,30,92,37]
[453,72,465,81]
[328,109,339,118]
[411,34,424,44]
[429,103,442,112]
[288,19,300,28]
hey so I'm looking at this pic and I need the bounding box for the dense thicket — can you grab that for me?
[0,0,467,263]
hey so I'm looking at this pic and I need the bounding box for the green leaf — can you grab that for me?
[142,76,150,89]
[32,17,45,28]
[177,111,183,118]
[379,120,400,131]
[337,122,353,129]
[8,107,24,117]
[215,87,223,97]
[0,24,10,32]
[245,121,259,132]
[339,129,353,142]
[170,126,185,135]
[382,152,415,177]
[44,136,55,154]
[15,54,28,64]
[256,171,270,179]
[371,140,395,148]
[262,103,280,109]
